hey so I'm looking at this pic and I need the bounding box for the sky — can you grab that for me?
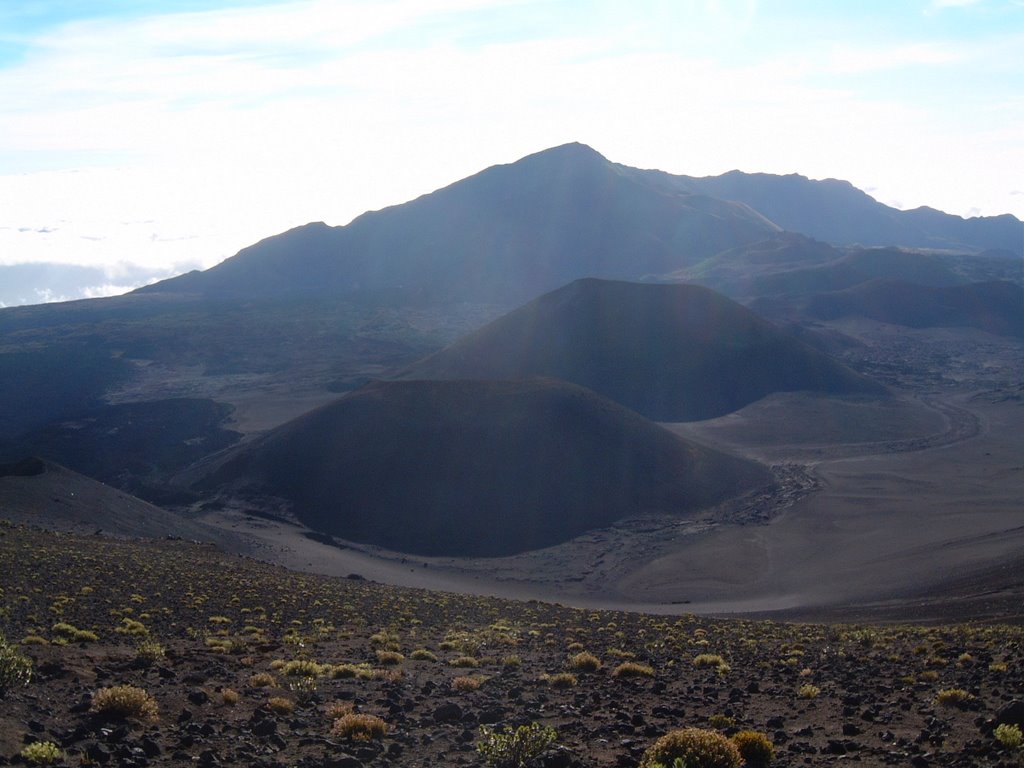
[1,0,1022,304]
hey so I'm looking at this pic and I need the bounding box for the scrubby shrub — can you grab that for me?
[376,650,404,666]
[707,714,735,729]
[91,685,159,721]
[410,648,437,661]
[20,741,62,765]
[639,728,741,768]
[135,638,166,663]
[568,651,601,672]
[477,722,558,768]
[331,712,388,741]
[994,723,1023,749]
[221,688,240,706]
[797,684,821,699]
[612,661,654,678]
[732,730,775,766]
[0,634,32,693]
[450,655,479,668]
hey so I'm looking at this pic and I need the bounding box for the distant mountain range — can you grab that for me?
[139,143,1022,306]
[405,279,883,421]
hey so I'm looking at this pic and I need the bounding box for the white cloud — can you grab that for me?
[0,0,1021,277]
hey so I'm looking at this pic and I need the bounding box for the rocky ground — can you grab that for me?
[1,524,1022,767]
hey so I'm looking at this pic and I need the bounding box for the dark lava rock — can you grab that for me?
[188,689,210,705]
[433,702,463,723]
[324,756,363,768]
[996,700,1024,728]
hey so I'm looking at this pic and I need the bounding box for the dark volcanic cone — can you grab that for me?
[194,378,770,556]
[405,278,884,421]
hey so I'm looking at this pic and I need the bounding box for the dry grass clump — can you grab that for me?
[639,727,741,768]
[935,688,975,707]
[731,730,775,766]
[375,650,404,665]
[249,672,277,687]
[543,672,578,689]
[453,675,487,691]
[91,685,159,721]
[612,661,654,679]
[568,651,601,672]
[410,648,438,661]
[326,700,355,719]
[267,696,295,715]
[450,655,479,668]
[220,688,240,706]
[797,684,821,699]
[280,659,324,677]
[331,712,388,741]
[329,663,374,680]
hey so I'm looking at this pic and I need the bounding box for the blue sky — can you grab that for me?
[0,0,1022,302]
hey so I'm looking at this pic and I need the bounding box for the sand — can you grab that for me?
[196,387,1024,623]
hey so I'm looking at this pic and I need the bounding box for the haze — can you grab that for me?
[1,0,1022,305]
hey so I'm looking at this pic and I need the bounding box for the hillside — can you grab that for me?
[405,279,885,421]
[140,143,778,304]
[798,280,1024,337]
[0,457,233,544]
[193,378,770,556]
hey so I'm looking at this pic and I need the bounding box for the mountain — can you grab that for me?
[678,235,969,298]
[403,279,885,421]
[636,167,1023,254]
[141,144,778,305]
[192,378,771,557]
[789,280,1024,337]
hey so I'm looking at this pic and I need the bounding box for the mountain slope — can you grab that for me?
[797,280,1024,337]
[193,378,771,557]
[404,279,885,421]
[142,144,778,304]
[637,167,1023,254]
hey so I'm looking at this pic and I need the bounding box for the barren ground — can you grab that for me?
[189,322,1024,624]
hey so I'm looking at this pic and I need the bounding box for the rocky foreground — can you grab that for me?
[0,523,1022,767]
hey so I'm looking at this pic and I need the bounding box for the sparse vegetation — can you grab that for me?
[19,741,63,765]
[477,722,558,768]
[0,523,1021,767]
[612,661,654,678]
[91,685,159,721]
[639,727,741,768]
[731,730,775,766]
[568,650,601,671]
[935,688,975,707]
[994,723,1023,750]
[0,633,32,693]
[331,712,388,741]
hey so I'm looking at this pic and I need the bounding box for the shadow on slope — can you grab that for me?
[757,280,1023,337]
[193,379,771,557]
[404,279,885,421]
